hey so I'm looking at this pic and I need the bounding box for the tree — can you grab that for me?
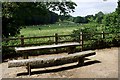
[46,1,77,15]
[102,12,118,27]
[2,1,77,38]
[103,0,120,27]
[94,11,104,23]
[116,1,120,27]
[2,2,49,38]
[73,16,83,23]
[101,1,120,32]
[46,1,77,21]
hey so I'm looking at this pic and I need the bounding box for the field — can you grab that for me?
[20,22,97,36]
[18,22,120,49]
[20,22,77,36]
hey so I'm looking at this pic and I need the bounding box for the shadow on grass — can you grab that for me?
[17,59,101,76]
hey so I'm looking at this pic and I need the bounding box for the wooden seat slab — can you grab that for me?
[15,42,81,53]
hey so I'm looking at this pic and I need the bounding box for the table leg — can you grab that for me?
[68,46,76,54]
[27,64,31,76]
[78,57,84,66]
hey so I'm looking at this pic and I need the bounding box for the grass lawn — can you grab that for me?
[20,22,84,37]
[20,21,103,37]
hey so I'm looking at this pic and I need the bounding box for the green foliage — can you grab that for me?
[2,2,48,38]
[73,16,89,23]
[2,1,120,60]
[116,1,120,27]
[102,12,118,27]
[102,11,120,33]
[73,16,82,23]
[71,27,98,42]
[46,1,77,15]
[72,12,104,24]
[2,22,120,60]
[2,47,18,60]
[83,39,109,50]
[101,1,120,32]
[94,11,104,23]
[2,2,77,38]
[71,23,120,50]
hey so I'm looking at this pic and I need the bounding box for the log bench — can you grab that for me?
[8,50,96,76]
[15,42,81,59]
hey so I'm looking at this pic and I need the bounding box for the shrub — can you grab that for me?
[71,27,97,42]
[71,28,120,50]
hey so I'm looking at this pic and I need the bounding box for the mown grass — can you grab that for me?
[20,22,87,36]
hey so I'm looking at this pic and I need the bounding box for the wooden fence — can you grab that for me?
[2,31,120,50]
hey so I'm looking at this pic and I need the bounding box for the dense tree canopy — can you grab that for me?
[94,11,104,23]
[101,1,120,32]
[72,11,104,24]
[2,2,77,38]
[73,16,88,23]
[102,12,118,27]
[2,2,48,38]
[46,1,77,15]
[116,1,120,27]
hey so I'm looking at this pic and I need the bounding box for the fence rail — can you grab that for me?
[3,32,120,41]
[2,32,120,49]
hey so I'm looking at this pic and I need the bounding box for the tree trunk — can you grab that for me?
[8,50,96,68]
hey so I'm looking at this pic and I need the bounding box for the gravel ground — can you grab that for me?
[1,47,119,78]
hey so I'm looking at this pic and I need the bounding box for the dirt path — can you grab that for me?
[1,47,119,78]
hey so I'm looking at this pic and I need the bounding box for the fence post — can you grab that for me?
[80,32,83,51]
[21,35,24,46]
[55,33,58,44]
[102,31,105,39]
[20,35,28,59]
[54,33,58,53]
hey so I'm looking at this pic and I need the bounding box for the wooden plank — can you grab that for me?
[15,42,81,53]
[58,40,75,43]
[3,41,79,48]
[3,35,55,41]
[8,50,96,68]
[3,32,120,41]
